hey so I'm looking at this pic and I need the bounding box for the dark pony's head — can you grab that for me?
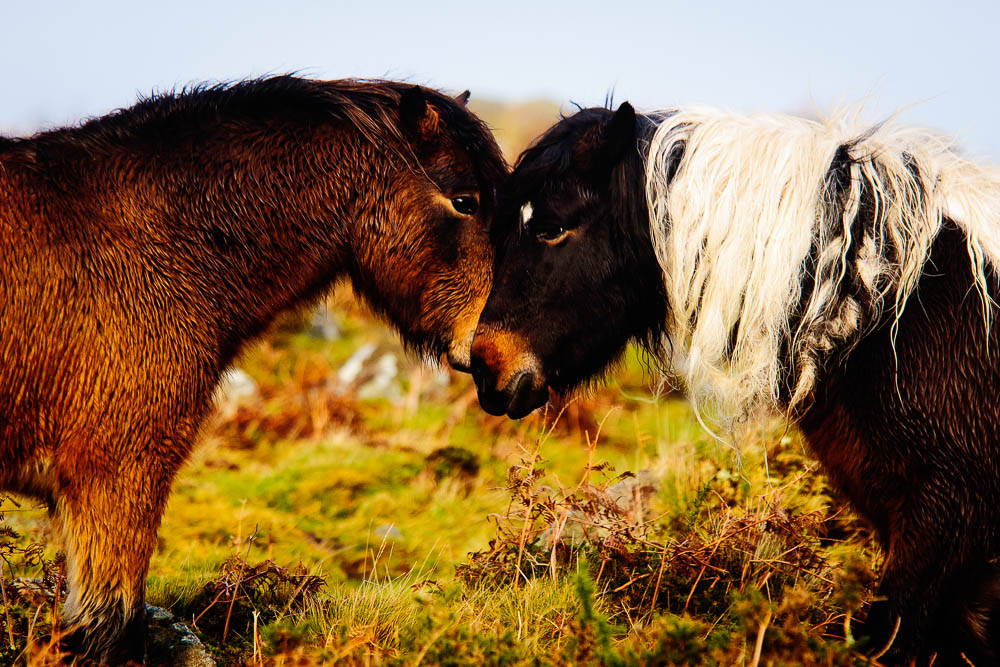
[470,103,669,417]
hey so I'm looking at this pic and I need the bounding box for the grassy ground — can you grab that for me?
[0,287,886,665]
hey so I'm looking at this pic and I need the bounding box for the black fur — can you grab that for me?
[474,104,667,413]
[472,106,1000,664]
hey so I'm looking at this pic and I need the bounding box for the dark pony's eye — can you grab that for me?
[534,224,568,244]
[450,196,479,216]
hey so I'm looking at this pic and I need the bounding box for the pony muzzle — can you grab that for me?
[470,328,548,418]
[446,333,475,372]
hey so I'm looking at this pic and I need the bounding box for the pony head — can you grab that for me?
[470,103,668,417]
[344,83,508,370]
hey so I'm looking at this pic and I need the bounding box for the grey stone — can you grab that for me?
[357,353,400,401]
[146,604,215,667]
[217,367,259,404]
[308,307,341,340]
[337,343,377,386]
[540,470,661,548]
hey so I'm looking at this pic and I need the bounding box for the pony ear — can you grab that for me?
[455,90,471,106]
[576,102,637,178]
[400,86,440,139]
[400,86,427,126]
[602,102,636,166]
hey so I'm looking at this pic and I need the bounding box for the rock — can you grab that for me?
[0,590,212,665]
[431,368,451,388]
[606,470,660,512]
[336,345,402,401]
[357,353,400,401]
[307,307,341,340]
[146,604,215,667]
[540,470,661,548]
[337,343,377,386]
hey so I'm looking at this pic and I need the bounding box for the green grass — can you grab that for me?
[0,291,883,665]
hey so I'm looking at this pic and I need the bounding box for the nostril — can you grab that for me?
[508,370,533,401]
[468,332,548,418]
[469,353,494,395]
[506,369,547,419]
[469,352,485,378]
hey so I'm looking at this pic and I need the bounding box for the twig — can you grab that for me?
[648,540,670,616]
[513,436,544,587]
[514,497,535,587]
[684,535,728,612]
[0,559,15,649]
[223,526,258,643]
[51,559,65,635]
[748,608,772,667]
[548,509,569,581]
[869,616,901,662]
[252,610,260,665]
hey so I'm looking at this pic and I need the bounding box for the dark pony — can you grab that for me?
[471,102,1000,665]
[0,75,506,663]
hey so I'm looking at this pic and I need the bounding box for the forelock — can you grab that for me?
[505,108,614,209]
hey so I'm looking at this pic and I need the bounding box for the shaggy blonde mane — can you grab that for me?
[644,107,1000,424]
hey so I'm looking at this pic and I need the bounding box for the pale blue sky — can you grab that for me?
[3,1,999,158]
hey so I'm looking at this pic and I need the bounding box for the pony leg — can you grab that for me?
[865,488,998,666]
[52,452,175,664]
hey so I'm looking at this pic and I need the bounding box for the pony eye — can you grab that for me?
[450,196,479,216]
[535,225,568,244]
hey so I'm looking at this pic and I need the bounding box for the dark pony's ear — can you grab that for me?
[602,102,637,166]
[400,86,440,140]
[455,90,471,106]
[576,102,637,178]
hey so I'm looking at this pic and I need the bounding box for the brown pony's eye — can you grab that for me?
[451,196,478,216]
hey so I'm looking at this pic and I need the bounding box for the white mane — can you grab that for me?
[643,107,1000,423]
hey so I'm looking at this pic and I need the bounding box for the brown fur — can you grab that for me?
[0,76,506,663]
[469,327,542,387]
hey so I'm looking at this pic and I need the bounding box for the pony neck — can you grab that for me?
[9,108,405,364]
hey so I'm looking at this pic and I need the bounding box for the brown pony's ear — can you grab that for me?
[400,86,441,140]
[455,90,471,106]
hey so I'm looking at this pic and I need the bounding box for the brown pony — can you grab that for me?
[0,75,506,663]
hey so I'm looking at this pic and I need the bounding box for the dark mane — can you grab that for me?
[3,76,504,192]
[503,107,658,233]
[507,108,616,199]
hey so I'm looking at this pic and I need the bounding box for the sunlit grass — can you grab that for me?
[2,293,880,665]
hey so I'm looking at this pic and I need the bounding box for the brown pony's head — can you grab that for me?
[470,103,669,417]
[345,84,507,371]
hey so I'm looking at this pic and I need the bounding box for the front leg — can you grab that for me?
[52,437,186,664]
[861,482,999,666]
